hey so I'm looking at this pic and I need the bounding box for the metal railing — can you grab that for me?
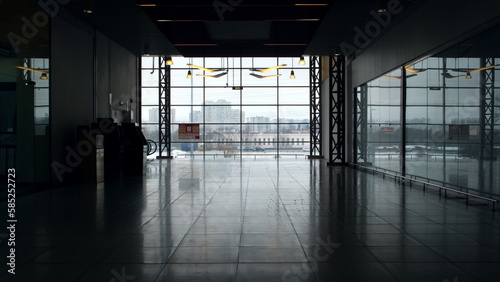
[150,152,310,160]
[351,163,498,211]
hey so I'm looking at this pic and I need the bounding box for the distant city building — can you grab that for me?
[193,99,242,124]
[149,108,159,122]
[247,116,270,132]
[192,111,202,123]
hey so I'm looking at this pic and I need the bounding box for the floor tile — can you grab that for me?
[303,246,376,263]
[239,246,307,263]
[429,245,500,262]
[383,262,480,282]
[240,233,301,247]
[357,233,423,247]
[368,246,447,262]
[168,247,239,263]
[102,247,175,263]
[74,263,165,282]
[121,233,186,247]
[410,233,481,246]
[34,246,113,264]
[236,263,316,282]
[179,234,241,247]
[455,263,500,281]
[311,262,397,282]
[156,263,237,282]
[188,223,243,234]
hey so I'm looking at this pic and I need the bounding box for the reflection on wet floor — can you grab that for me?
[1,159,499,281]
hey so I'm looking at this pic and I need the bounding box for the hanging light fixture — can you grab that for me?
[166,56,174,65]
[186,58,192,78]
[290,58,296,79]
[39,59,48,79]
[298,56,306,65]
[465,72,472,79]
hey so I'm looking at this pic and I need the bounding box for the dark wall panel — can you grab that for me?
[51,14,138,182]
[95,32,138,121]
[51,16,94,182]
[351,0,500,87]
[96,31,110,119]
[110,39,138,122]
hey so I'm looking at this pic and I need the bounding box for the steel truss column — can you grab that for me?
[480,58,495,160]
[158,56,171,158]
[355,84,367,163]
[22,58,30,81]
[309,56,322,158]
[327,55,346,166]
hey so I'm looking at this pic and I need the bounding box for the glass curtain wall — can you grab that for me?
[356,69,401,172]
[141,57,310,158]
[355,24,500,198]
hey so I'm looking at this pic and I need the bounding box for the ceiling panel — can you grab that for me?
[60,0,422,57]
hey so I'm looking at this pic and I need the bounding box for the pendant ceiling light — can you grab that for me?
[442,64,497,79]
[290,58,296,79]
[298,56,306,65]
[166,57,174,65]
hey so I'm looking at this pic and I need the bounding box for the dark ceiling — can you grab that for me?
[61,0,423,57]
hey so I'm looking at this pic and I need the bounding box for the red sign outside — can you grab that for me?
[178,124,200,139]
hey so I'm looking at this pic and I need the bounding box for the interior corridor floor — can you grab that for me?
[1,159,499,281]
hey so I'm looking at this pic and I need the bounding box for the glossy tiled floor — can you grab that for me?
[1,159,500,281]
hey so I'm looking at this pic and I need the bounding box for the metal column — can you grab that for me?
[309,56,322,158]
[480,57,495,160]
[327,55,346,166]
[400,67,407,175]
[158,56,171,158]
[355,84,368,163]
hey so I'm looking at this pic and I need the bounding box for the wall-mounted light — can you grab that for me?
[186,70,192,78]
[166,57,174,65]
[298,56,306,65]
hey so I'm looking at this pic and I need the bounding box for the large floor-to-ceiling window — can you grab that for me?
[141,57,310,158]
[356,69,402,172]
[355,23,500,198]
